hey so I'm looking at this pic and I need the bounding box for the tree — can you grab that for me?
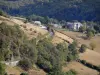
[56,42,68,64]
[79,44,87,53]
[18,59,32,71]
[0,62,6,75]
[79,26,86,32]
[48,63,63,75]
[86,31,94,39]
[68,42,79,61]
[89,42,96,50]
[44,16,49,24]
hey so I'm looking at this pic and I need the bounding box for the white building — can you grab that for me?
[67,22,83,31]
[40,25,47,29]
[34,21,41,25]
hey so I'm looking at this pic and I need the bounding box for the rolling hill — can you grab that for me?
[0,0,100,21]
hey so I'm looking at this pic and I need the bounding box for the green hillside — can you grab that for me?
[0,0,100,21]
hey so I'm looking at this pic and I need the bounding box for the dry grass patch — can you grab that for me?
[52,36,64,44]
[79,49,100,66]
[60,31,100,53]
[28,69,46,75]
[6,66,23,75]
[63,62,99,75]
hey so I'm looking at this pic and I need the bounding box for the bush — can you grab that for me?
[79,44,87,53]
[68,43,79,61]
[89,42,96,50]
[18,59,32,71]
[86,31,94,39]
[65,69,77,75]
[79,26,86,32]
[0,62,6,75]
[86,29,95,39]
[20,72,28,75]
[0,10,7,17]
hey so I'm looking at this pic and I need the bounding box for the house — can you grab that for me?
[66,22,83,31]
[40,25,47,29]
[34,21,41,25]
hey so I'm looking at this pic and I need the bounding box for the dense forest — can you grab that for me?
[0,0,100,21]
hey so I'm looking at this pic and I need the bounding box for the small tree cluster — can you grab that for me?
[18,59,32,71]
[79,44,87,53]
[86,29,95,39]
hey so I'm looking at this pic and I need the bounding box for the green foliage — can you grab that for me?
[19,42,38,64]
[0,22,26,61]
[36,39,56,71]
[56,42,68,64]
[0,22,79,74]
[86,30,94,39]
[18,59,32,71]
[0,0,100,21]
[94,24,100,33]
[79,26,86,32]
[68,42,78,62]
[0,9,7,17]
[79,44,87,53]
[20,72,28,75]
[27,14,59,24]
[0,62,6,75]
[65,69,77,75]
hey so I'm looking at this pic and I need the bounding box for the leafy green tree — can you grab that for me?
[79,44,87,53]
[48,63,63,75]
[18,59,32,71]
[79,26,86,32]
[56,42,68,64]
[68,42,78,61]
[44,16,49,24]
[86,31,94,39]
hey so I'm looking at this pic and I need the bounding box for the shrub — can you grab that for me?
[0,10,7,17]
[86,29,95,39]
[86,31,94,39]
[18,59,32,71]
[79,44,87,53]
[79,26,86,32]
[68,43,79,61]
[0,62,6,75]
[20,72,28,75]
[65,69,77,75]
[89,42,96,50]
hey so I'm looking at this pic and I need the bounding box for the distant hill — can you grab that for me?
[0,0,100,21]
